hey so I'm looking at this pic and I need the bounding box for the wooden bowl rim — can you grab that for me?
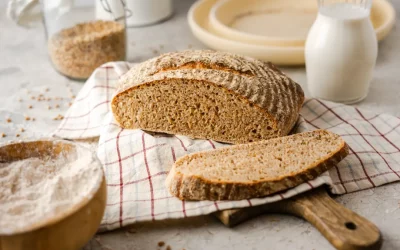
[0,139,104,236]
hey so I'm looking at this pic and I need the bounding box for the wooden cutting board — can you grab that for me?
[214,187,382,250]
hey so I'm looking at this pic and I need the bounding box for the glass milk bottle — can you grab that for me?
[305,0,377,103]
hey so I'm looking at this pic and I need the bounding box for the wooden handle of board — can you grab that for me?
[214,188,382,250]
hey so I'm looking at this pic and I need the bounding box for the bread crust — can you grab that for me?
[165,130,349,200]
[112,50,304,137]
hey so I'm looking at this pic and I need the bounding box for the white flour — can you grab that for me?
[0,146,102,234]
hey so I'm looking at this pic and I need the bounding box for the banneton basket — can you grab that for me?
[0,140,106,250]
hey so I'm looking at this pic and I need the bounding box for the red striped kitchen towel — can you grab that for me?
[53,62,400,231]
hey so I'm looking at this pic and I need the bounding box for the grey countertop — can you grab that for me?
[1,0,399,249]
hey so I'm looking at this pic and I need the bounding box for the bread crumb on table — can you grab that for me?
[158,241,165,247]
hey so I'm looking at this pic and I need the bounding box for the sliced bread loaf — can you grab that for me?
[166,130,349,200]
[111,50,304,144]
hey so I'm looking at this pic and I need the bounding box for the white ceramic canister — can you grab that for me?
[96,0,173,27]
[305,1,378,104]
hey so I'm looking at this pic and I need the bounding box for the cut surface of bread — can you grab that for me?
[166,130,349,200]
[112,50,304,144]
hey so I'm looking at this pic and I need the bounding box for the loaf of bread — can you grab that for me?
[112,50,304,144]
[166,130,349,200]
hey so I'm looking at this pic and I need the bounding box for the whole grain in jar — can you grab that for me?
[48,20,126,80]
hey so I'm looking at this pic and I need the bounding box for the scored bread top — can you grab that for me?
[114,50,304,136]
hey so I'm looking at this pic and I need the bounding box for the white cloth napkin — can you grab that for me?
[53,62,400,231]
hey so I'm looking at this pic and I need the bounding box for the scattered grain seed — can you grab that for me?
[71,95,76,99]
[47,97,52,101]
[20,128,25,132]
[31,96,36,100]
[18,98,23,102]
[45,88,50,92]
[55,104,60,108]
[166,246,171,250]
[28,105,33,109]
[6,118,12,123]
[32,118,36,121]
[53,114,64,121]
[16,134,20,137]
[158,242,165,247]
[48,105,52,110]
[39,94,44,97]
[25,116,31,121]
[1,133,6,138]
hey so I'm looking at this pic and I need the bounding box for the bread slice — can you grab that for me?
[166,130,349,200]
[111,50,304,144]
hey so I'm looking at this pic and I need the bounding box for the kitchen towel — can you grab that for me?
[53,62,400,231]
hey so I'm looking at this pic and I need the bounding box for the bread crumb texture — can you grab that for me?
[0,142,102,235]
[112,50,304,144]
[166,130,349,200]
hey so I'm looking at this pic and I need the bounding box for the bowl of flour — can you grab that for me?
[0,139,106,250]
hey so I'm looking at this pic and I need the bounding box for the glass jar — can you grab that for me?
[41,0,127,80]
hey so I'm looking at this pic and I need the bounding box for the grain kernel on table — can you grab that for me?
[6,118,12,123]
[55,104,60,108]
[25,116,31,121]
[15,133,20,137]
[158,241,165,247]
[20,128,25,132]
[1,133,6,138]
[28,105,33,109]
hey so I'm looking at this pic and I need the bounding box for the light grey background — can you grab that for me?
[0,0,399,249]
